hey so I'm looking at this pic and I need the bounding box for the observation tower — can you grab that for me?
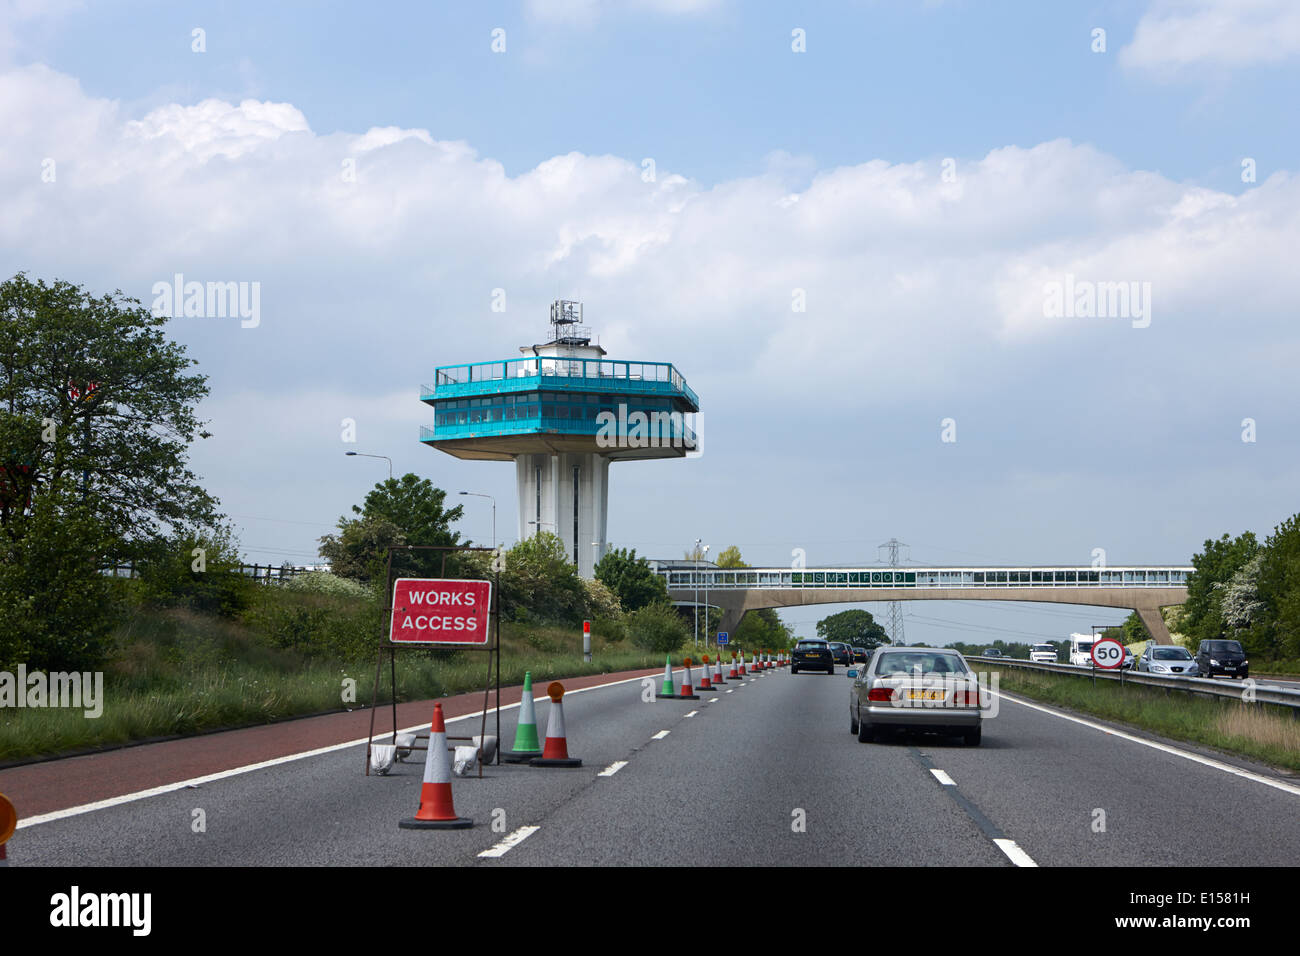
[420,301,700,578]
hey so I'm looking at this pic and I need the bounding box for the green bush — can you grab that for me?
[133,528,255,618]
[627,601,690,654]
[283,571,373,600]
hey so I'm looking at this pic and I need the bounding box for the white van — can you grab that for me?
[1068,633,1096,666]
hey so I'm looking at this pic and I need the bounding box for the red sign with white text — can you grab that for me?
[389,578,492,645]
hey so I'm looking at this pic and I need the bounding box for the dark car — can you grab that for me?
[827,642,852,666]
[850,646,870,663]
[1195,639,1249,679]
[791,638,835,674]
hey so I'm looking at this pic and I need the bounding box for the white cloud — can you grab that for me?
[1122,0,1300,73]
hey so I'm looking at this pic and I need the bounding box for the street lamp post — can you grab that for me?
[693,537,701,648]
[344,451,393,480]
[458,491,496,549]
[702,543,710,645]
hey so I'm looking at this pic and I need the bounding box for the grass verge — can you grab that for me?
[990,666,1300,773]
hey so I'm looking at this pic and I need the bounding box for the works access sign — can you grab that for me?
[389,578,492,645]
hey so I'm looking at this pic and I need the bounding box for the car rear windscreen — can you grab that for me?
[874,652,968,675]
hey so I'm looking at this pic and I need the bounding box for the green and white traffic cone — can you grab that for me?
[503,671,544,763]
[656,654,680,699]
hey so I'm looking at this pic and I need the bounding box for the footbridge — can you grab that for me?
[656,565,1193,645]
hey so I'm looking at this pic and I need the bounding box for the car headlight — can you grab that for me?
[1210,659,1220,666]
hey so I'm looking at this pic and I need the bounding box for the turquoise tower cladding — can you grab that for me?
[420,301,700,578]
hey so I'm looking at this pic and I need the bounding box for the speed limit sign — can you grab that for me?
[1091,637,1125,670]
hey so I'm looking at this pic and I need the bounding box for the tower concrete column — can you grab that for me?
[514,451,610,578]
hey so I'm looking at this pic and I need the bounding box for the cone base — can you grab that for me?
[502,750,544,763]
[655,693,681,699]
[399,816,473,830]
[529,756,583,767]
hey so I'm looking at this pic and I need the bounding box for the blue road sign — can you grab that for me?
[716,632,729,644]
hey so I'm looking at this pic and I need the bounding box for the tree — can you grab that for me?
[735,606,792,651]
[499,531,585,625]
[715,545,746,569]
[1257,513,1300,660]
[0,484,120,671]
[595,546,669,613]
[0,273,219,549]
[816,608,889,649]
[1183,531,1259,642]
[318,515,407,585]
[319,474,466,584]
[350,473,464,579]
[627,601,690,654]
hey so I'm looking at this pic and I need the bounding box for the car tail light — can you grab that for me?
[866,687,895,702]
[953,689,982,706]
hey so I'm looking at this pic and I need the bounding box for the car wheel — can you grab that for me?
[963,726,982,747]
[857,717,872,743]
[850,709,860,735]
[791,665,798,674]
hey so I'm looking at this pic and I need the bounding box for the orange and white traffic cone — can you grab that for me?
[531,682,584,767]
[729,655,740,680]
[679,657,701,699]
[399,703,472,830]
[698,655,713,691]
[713,655,726,685]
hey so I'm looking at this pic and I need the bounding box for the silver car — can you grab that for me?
[1136,644,1199,677]
[848,647,988,746]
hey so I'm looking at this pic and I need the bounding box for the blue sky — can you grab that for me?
[4,0,1299,645]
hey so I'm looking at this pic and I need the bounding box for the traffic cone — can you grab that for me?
[0,792,14,866]
[503,671,544,763]
[678,657,701,699]
[399,703,473,830]
[698,655,713,691]
[531,682,583,767]
[656,654,679,699]
[713,655,726,685]
[729,655,740,680]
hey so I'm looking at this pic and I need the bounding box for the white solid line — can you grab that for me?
[930,769,956,786]
[992,690,1300,799]
[651,730,670,740]
[684,710,698,718]
[597,760,628,777]
[17,669,666,830]
[993,838,1038,868]
[477,825,540,858]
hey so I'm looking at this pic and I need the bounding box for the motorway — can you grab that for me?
[8,664,1300,866]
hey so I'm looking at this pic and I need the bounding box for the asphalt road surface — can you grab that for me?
[10,666,1300,866]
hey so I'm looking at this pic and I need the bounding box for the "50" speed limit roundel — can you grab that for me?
[1091,637,1125,669]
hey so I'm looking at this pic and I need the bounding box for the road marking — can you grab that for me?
[725,689,734,694]
[992,690,1300,799]
[16,669,670,830]
[478,825,539,858]
[651,730,670,740]
[597,760,628,777]
[684,711,697,718]
[911,749,1034,869]
[708,697,719,703]
[993,838,1038,868]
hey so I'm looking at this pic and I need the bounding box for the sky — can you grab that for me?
[4,0,1299,645]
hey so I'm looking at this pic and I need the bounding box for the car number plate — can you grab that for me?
[907,690,945,700]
